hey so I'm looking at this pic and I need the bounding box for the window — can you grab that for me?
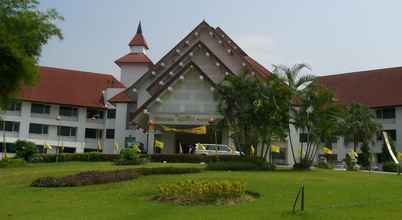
[31,103,50,114]
[57,126,77,137]
[107,109,116,119]
[85,128,103,139]
[59,106,78,117]
[106,129,115,139]
[0,121,19,132]
[7,102,21,111]
[299,133,309,143]
[376,108,396,119]
[29,123,48,135]
[378,129,397,141]
[87,109,104,119]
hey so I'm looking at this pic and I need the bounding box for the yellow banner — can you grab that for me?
[162,126,207,135]
[322,147,333,155]
[271,145,280,153]
[155,140,164,150]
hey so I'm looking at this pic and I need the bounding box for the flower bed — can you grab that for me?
[31,167,203,187]
[155,179,258,205]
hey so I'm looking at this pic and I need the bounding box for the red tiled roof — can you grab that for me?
[115,52,153,66]
[20,66,125,108]
[319,66,402,108]
[109,90,134,103]
[244,56,271,78]
[129,33,149,49]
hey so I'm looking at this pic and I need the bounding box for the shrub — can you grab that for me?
[15,140,37,161]
[383,162,400,172]
[114,148,149,166]
[156,179,248,205]
[206,161,275,171]
[31,167,203,187]
[316,160,334,169]
[150,154,251,163]
[31,153,120,163]
[0,158,26,168]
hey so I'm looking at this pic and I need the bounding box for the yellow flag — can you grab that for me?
[196,143,206,150]
[155,140,164,150]
[60,143,65,153]
[131,144,141,153]
[271,145,280,153]
[96,142,102,151]
[191,126,207,135]
[322,147,333,155]
[179,142,183,154]
[44,143,52,150]
[398,152,402,161]
[350,150,358,159]
[113,143,120,152]
[250,145,255,155]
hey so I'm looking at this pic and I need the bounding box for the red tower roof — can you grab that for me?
[128,21,149,49]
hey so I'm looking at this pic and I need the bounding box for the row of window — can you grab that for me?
[0,121,20,132]
[28,123,115,139]
[299,129,398,143]
[29,103,116,119]
[376,108,396,119]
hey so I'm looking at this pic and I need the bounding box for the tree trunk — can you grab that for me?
[288,126,297,164]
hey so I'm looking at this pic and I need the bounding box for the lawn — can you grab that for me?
[1,162,402,220]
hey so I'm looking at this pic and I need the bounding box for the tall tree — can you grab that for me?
[272,64,316,163]
[292,83,343,168]
[341,103,381,152]
[0,0,63,109]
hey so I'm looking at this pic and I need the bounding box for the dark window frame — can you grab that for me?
[87,108,104,119]
[107,109,116,119]
[7,102,21,111]
[376,107,396,119]
[31,103,50,114]
[29,123,49,135]
[85,128,103,139]
[57,126,77,137]
[0,121,20,132]
[106,129,115,139]
[59,106,78,117]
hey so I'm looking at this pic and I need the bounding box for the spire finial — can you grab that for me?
[137,21,142,34]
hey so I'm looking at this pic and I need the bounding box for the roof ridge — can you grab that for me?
[320,66,402,78]
[39,65,116,79]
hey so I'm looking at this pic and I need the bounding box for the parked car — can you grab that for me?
[194,144,241,156]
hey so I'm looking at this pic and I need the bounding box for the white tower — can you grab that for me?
[115,21,153,87]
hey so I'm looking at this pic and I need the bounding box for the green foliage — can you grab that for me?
[15,140,37,160]
[358,143,370,169]
[341,103,381,151]
[0,158,25,168]
[150,154,252,163]
[382,162,400,172]
[157,179,248,205]
[114,146,149,165]
[31,167,203,187]
[0,0,63,108]
[32,153,120,162]
[206,161,275,171]
[216,70,291,161]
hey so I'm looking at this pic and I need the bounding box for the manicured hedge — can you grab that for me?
[0,158,26,168]
[31,167,203,187]
[150,154,253,163]
[383,162,400,172]
[32,153,120,163]
[206,161,275,171]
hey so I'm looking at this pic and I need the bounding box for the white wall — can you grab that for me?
[120,64,149,87]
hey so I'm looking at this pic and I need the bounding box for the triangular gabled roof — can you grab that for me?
[109,90,134,103]
[115,52,153,66]
[129,21,149,49]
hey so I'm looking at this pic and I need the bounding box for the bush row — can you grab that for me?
[206,161,275,171]
[32,153,120,162]
[157,179,246,205]
[383,162,400,172]
[31,167,203,187]
[150,154,254,163]
[0,158,26,168]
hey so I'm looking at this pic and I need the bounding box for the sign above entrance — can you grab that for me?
[162,125,207,135]
[153,113,222,125]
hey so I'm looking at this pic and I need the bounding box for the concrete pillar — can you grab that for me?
[147,128,155,155]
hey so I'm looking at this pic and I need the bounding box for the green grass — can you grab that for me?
[1,162,402,220]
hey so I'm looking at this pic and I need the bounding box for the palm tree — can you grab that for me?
[272,64,316,163]
[341,103,381,152]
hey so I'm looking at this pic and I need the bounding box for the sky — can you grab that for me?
[38,0,402,79]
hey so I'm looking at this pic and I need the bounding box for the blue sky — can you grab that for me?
[39,0,402,78]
